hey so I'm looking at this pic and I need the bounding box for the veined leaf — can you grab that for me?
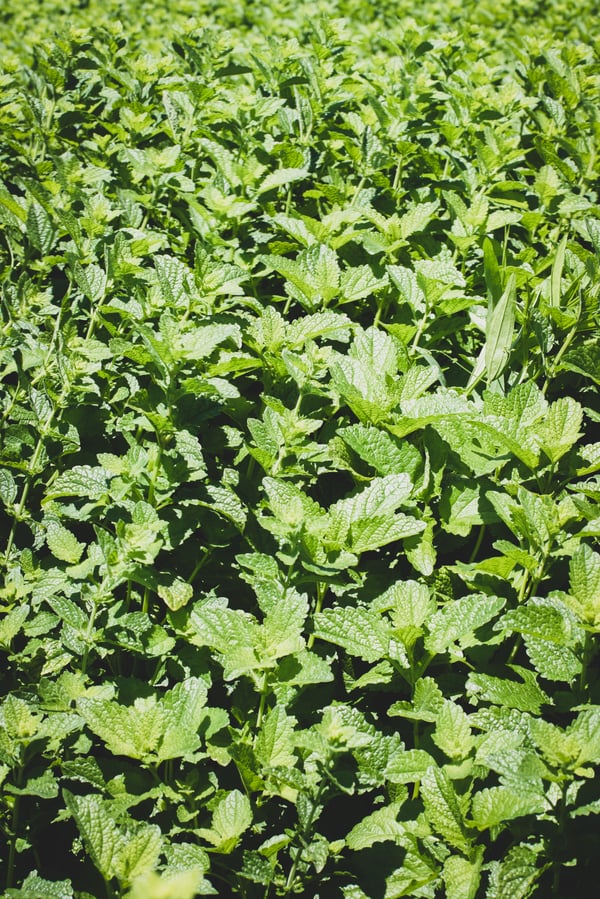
[421,766,471,852]
[196,790,252,853]
[313,606,388,662]
[345,802,407,850]
[425,594,505,655]
[471,787,546,830]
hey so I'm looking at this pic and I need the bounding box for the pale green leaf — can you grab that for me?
[340,265,388,302]
[261,588,308,659]
[385,749,437,783]
[425,594,505,654]
[127,869,210,899]
[45,466,109,501]
[175,323,241,361]
[471,787,546,830]
[421,766,470,852]
[78,695,165,761]
[5,871,73,899]
[255,706,297,769]
[157,577,194,612]
[0,603,30,648]
[64,792,122,881]
[158,677,208,762]
[485,844,543,899]
[443,851,483,899]
[569,543,600,625]
[345,802,407,850]
[45,521,85,564]
[257,167,307,194]
[285,310,352,346]
[432,700,475,760]
[197,790,252,853]
[540,396,583,463]
[350,513,425,553]
[339,424,421,477]
[0,468,17,506]
[467,666,550,714]
[313,606,388,662]
[116,825,163,883]
[485,273,515,383]
[388,677,444,722]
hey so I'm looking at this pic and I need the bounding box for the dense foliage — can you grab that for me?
[1,1,599,896]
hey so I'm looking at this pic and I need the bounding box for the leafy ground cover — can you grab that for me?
[1,1,600,896]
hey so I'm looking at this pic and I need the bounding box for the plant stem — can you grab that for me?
[307,581,326,648]
[4,417,51,563]
[5,765,23,891]
[257,672,269,730]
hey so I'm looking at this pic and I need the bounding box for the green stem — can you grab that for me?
[542,322,577,395]
[468,525,486,564]
[147,439,163,507]
[4,416,51,563]
[579,632,592,698]
[351,175,366,206]
[257,672,269,730]
[187,549,210,584]
[80,599,99,675]
[307,581,326,649]
[410,298,429,356]
[284,781,325,894]
[552,782,569,895]
[5,766,24,890]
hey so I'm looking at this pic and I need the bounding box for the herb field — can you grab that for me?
[1,1,599,896]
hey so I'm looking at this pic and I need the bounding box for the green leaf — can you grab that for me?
[471,787,546,830]
[158,677,209,762]
[328,474,414,540]
[345,801,407,850]
[499,597,583,682]
[257,166,308,194]
[45,466,109,501]
[0,603,30,648]
[443,851,483,899]
[0,468,17,506]
[388,677,444,722]
[261,588,308,659]
[197,790,252,853]
[569,542,600,626]
[45,520,85,564]
[5,871,73,899]
[117,826,163,883]
[539,397,583,463]
[72,262,107,303]
[425,594,505,655]
[485,273,516,383]
[421,766,471,852]
[467,666,550,714]
[255,706,297,773]
[483,237,503,305]
[174,322,241,361]
[157,577,194,611]
[559,342,600,385]
[339,265,388,303]
[385,749,437,784]
[126,869,210,899]
[549,233,568,310]
[339,424,421,477]
[485,844,544,899]
[64,792,122,882]
[78,678,207,763]
[432,700,475,760]
[314,606,388,662]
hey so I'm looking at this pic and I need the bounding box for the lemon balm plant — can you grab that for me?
[1,1,599,896]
